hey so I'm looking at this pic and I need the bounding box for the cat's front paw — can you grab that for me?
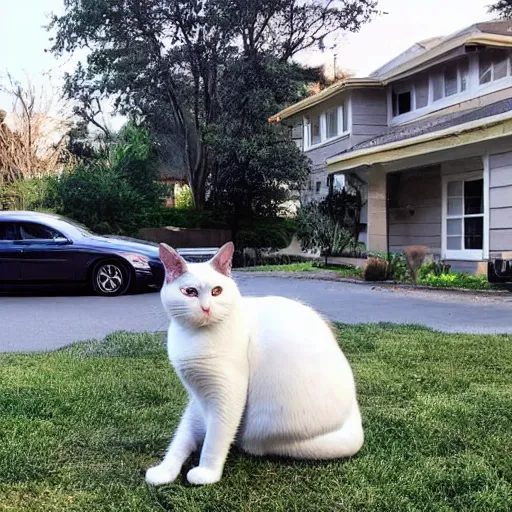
[145,464,180,486]
[186,466,222,485]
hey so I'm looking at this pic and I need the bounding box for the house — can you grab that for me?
[270,20,512,274]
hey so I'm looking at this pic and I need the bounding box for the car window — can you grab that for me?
[19,222,63,241]
[0,222,20,241]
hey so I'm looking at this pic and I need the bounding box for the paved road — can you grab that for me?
[2,274,512,352]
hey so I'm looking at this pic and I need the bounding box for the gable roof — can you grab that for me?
[326,98,512,171]
[270,20,512,123]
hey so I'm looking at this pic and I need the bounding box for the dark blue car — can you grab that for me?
[0,211,164,296]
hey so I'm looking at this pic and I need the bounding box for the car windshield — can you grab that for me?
[60,217,97,236]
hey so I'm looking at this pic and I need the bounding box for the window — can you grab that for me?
[392,87,412,116]
[304,103,348,149]
[444,67,458,97]
[315,181,321,193]
[19,223,62,241]
[460,60,469,92]
[415,76,429,109]
[326,108,338,139]
[0,223,19,241]
[432,73,444,101]
[444,176,484,258]
[310,114,321,145]
[479,50,511,85]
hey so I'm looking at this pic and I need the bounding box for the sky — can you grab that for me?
[0,0,496,116]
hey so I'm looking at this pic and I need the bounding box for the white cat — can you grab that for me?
[145,242,364,486]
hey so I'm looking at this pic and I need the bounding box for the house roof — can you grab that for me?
[268,78,381,123]
[270,20,512,123]
[326,98,512,172]
[341,98,512,155]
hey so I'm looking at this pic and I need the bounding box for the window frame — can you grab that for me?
[18,222,66,244]
[303,101,350,151]
[441,171,488,261]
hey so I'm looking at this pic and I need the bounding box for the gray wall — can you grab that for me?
[489,151,512,255]
[350,89,389,146]
[301,87,389,202]
[387,166,442,253]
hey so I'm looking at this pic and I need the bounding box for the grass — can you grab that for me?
[243,261,363,278]
[1,326,512,511]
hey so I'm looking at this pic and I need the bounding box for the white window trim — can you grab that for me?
[303,98,351,151]
[441,170,488,261]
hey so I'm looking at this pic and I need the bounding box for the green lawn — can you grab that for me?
[1,326,512,511]
[242,262,363,278]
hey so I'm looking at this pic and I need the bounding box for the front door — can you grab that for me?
[0,222,22,281]
[18,222,76,282]
[442,172,485,260]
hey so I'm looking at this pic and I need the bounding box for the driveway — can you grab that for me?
[2,274,512,353]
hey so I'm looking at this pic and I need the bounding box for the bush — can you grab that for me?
[368,252,409,281]
[403,245,428,283]
[57,162,144,234]
[419,261,451,279]
[0,177,60,212]
[420,271,490,290]
[363,257,389,281]
[143,207,228,230]
[175,185,193,209]
[236,217,296,250]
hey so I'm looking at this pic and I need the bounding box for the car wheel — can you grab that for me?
[91,259,131,296]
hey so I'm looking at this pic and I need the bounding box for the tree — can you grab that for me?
[208,57,313,230]
[488,0,512,18]
[49,0,378,208]
[0,74,71,183]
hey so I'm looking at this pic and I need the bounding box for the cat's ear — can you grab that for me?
[210,242,234,277]
[159,243,188,283]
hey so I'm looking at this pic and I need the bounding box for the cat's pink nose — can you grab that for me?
[201,306,210,314]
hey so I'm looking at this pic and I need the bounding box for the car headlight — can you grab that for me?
[120,253,151,271]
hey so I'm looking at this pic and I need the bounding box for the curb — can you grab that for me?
[234,270,510,297]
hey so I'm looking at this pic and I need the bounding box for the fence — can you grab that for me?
[138,227,232,248]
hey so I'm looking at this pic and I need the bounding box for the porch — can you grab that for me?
[327,137,512,274]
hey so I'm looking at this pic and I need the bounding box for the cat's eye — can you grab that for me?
[181,287,198,297]
[211,286,223,297]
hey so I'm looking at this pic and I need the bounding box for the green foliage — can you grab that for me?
[296,202,352,259]
[419,261,452,279]
[209,57,312,218]
[236,217,296,250]
[143,207,228,230]
[50,0,378,207]
[488,0,512,19]
[420,271,491,290]
[2,325,512,510]
[175,186,193,209]
[53,125,165,235]
[0,177,60,212]
[367,252,410,281]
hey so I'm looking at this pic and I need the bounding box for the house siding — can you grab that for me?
[350,89,389,145]
[387,166,442,254]
[489,151,512,254]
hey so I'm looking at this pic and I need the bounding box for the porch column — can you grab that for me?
[366,167,388,253]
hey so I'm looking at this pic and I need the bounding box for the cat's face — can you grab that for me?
[159,242,240,327]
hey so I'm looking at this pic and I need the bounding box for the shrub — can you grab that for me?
[363,257,389,281]
[175,185,193,209]
[403,245,428,283]
[296,202,352,262]
[367,252,409,281]
[419,261,451,279]
[420,271,490,290]
[236,217,296,250]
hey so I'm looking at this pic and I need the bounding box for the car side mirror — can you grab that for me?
[54,237,72,245]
